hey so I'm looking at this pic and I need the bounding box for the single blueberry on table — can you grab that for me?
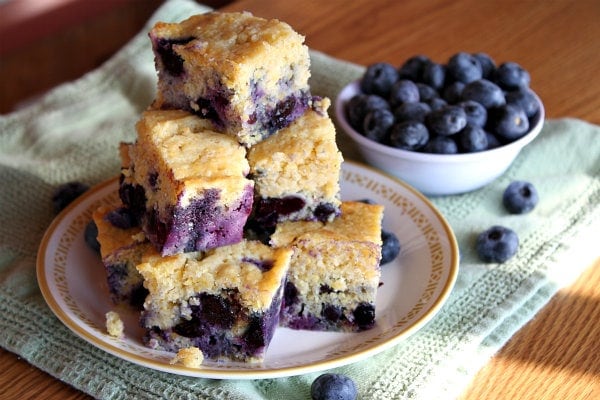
[458,100,487,127]
[425,105,467,136]
[457,124,488,153]
[494,61,531,90]
[388,79,420,107]
[423,136,458,154]
[461,79,506,109]
[381,229,401,265]
[311,373,358,400]
[506,87,540,118]
[446,52,483,84]
[398,54,430,81]
[346,94,389,131]
[388,121,429,151]
[393,101,431,123]
[52,181,90,214]
[362,108,395,142]
[489,104,530,140]
[476,225,519,263]
[360,62,399,97]
[503,181,539,214]
[472,52,497,79]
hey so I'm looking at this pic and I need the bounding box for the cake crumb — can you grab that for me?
[105,311,124,338]
[170,347,204,368]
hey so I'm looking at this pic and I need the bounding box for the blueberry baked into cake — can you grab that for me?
[137,240,292,362]
[247,98,343,227]
[119,109,254,256]
[92,205,150,308]
[149,11,316,147]
[270,201,384,332]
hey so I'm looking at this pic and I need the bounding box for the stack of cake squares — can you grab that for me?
[94,11,383,363]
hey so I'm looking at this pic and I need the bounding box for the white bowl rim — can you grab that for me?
[335,80,545,164]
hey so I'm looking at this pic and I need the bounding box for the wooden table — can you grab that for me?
[1,0,599,398]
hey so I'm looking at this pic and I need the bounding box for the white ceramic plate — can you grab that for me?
[37,161,459,379]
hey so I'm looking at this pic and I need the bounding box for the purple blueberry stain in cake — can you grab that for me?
[253,196,306,227]
[191,86,233,129]
[104,207,137,229]
[264,92,311,134]
[283,281,299,308]
[242,257,274,272]
[118,181,146,224]
[143,184,253,256]
[154,36,195,76]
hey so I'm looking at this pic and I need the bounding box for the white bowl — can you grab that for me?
[335,81,544,196]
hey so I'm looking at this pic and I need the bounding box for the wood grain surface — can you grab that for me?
[1,0,599,399]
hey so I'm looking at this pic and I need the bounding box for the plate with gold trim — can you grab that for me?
[37,160,459,379]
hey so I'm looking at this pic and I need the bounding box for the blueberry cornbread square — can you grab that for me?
[119,109,254,256]
[137,240,293,362]
[149,11,314,147]
[246,99,343,227]
[92,205,151,308]
[270,201,384,332]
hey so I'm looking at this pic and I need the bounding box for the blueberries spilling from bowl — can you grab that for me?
[346,52,540,154]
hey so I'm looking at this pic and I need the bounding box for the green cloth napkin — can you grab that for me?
[1,0,599,398]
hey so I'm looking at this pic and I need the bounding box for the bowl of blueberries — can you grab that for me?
[335,52,544,196]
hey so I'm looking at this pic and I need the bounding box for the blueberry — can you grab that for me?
[446,52,483,84]
[503,181,539,214]
[494,62,531,90]
[154,37,194,76]
[105,207,136,229]
[362,108,395,142]
[425,105,467,136]
[442,81,465,104]
[398,54,430,81]
[321,304,343,323]
[461,79,506,109]
[388,79,420,107]
[486,132,502,149]
[393,101,431,123]
[472,52,497,79]
[505,88,540,118]
[353,303,376,329]
[489,104,530,140]
[415,83,440,102]
[423,136,458,154]
[83,220,100,254]
[389,121,429,151]
[476,225,519,263]
[311,373,358,400]
[381,230,401,265]
[428,97,448,111]
[458,100,487,127]
[457,124,488,153]
[346,94,390,131]
[360,62,399,97]
[422,61,446,89]
[52,181,89,214]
